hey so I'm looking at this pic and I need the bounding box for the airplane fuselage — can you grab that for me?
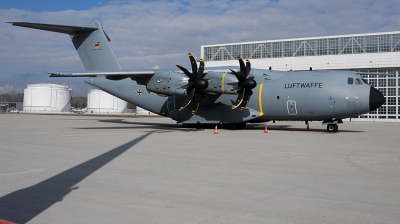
[85,69,376,125]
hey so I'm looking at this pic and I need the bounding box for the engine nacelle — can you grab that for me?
[146,71,243,96]
[203,71,239,95]
[146,71,188,96]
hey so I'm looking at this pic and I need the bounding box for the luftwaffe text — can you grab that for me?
[284,83,323,88]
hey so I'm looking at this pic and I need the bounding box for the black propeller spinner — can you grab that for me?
[230,56,257,110]
[176,52,208,114]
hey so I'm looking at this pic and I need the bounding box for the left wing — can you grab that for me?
[49,70,155,77]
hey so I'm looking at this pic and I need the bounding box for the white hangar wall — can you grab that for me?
[201,31,400,122]
[202,52,400,72]
[87,89,127,114]
[23,83,71,112]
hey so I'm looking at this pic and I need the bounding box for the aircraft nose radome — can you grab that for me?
[369,87,385,111]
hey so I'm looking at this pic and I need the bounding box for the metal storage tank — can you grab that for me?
[23,83,71,113]
[87,89,127,114]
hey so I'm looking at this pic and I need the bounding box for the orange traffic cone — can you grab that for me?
[214,124,219,135]
[264,125,268,133]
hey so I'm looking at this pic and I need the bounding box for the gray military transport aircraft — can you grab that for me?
[9,21,385,132]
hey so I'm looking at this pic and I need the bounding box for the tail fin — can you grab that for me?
[9,20,122,71]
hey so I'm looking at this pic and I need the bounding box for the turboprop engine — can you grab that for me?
[147,53,257,113]
[146,71,188,96]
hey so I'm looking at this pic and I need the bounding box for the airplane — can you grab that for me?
[8,20,385,132]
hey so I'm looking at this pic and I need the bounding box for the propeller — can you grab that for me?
[176,52,208,114]
[230,56,257,110]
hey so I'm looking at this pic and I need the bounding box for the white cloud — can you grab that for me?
[0,84,23,94]
[0,0,399,93]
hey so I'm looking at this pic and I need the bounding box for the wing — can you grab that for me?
[49,70,155,77]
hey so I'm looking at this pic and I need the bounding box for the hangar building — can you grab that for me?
[201,31,400,122]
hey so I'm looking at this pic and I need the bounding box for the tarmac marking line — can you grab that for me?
[0,168,46,177]
[52,131,181,137]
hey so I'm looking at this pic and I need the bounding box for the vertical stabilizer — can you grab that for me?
[71,21,122,71]
[9,20,122,71]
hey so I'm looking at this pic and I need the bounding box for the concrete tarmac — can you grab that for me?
[0,114,399,223]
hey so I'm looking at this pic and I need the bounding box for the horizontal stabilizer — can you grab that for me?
[49,70,155,77]
[8,22,97,35]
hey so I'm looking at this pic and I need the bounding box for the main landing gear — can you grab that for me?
[323,119,342,133]
[326,124,338,132]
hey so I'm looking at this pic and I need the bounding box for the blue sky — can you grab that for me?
[1,0,399,95]
[0,0,105,12]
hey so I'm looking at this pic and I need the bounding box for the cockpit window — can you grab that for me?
[355,78,363,85]
[362,79,369,84]
[348,77,354,84]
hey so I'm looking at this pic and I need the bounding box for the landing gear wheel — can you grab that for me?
[234,122,247,129]
[327,124,338,132]
[223,124,233,129]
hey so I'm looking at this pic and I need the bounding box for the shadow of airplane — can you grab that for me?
[85,119,363,133]
[0,132,152,223]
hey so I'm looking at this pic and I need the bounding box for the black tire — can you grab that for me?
[223,124,233,129]
[327,124,335,132]
[333,124,338,132]
[234,122,247,129]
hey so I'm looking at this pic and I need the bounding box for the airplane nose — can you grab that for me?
[369,87,385,111]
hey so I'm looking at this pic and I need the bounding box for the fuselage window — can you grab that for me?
[348,77,354,84]
[355,78,363,85]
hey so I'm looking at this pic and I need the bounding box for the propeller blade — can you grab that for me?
[188,52,198,78]
[231,90,245,109]
[179,88,195,111]
[237,56,246,79]
[230,69,244,83]
[245,59,251,78]
[179,82,193,89]
[197,58,205,79]
[176,65,195,80]
[192,93,200,114]
[240,91,250,110]
[198,90,208,101]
